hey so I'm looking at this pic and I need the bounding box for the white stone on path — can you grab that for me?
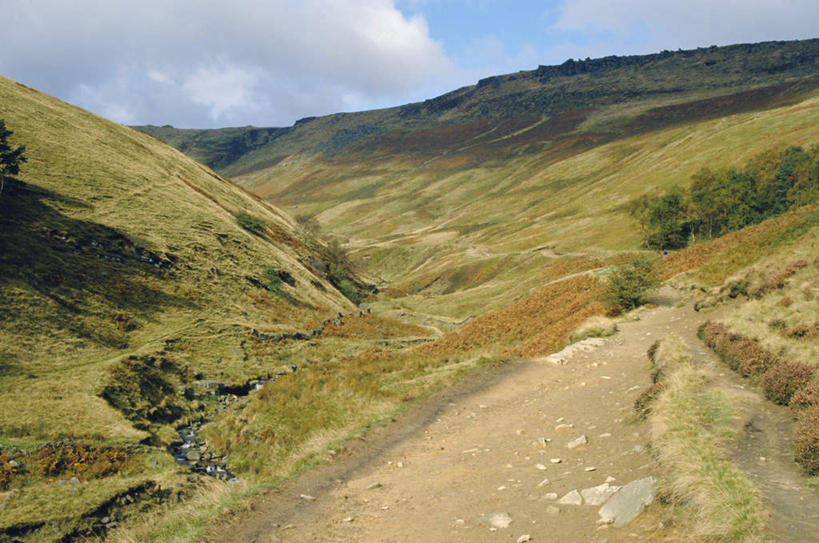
[558,489,583,505]
[486,512,513,529]
[581,483,621,506]
[598,477,656,527]
[517,535,532,543]
[567,435,588,449]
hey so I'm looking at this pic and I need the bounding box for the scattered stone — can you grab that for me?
[550,458,562,464]
[535,463,547,471]
[585,466,597,472]
[567,435,588,449]
[555,423,574,431]
[455,519,465,525]
[537,478,550,488]
[366,482,382,490]
[300,494,316,501]
[462,448,480,454]
[343,517,353,522]
[598,477,656,527]
[606,476,616,483]
[537,437,550,447]
[517,535,532,542]
[543,492,558,500]
[556,417,565,423]
[599,433,612,438]
[497,486,507,491]
[558,489,582,505]
[485,512,513,529]
[396,462,404,468]
[581,483,621,506]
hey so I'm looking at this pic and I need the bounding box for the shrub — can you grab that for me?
[603,255,661,313]
[761,361,814,405]
[793,406,819,475]
[262,266,282,294]
[0,452,14,490]
[236,212,266,235]
[789,382,819,411]
[698,321,779,377]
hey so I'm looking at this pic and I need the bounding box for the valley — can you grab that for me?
[1,39,818,542]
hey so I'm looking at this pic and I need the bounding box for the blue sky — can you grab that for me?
[1,0,816,128]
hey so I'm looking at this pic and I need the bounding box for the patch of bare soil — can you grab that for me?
[205,292,819,543]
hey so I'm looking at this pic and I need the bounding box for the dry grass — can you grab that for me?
[648,336,767,542]
[570,315,618,343]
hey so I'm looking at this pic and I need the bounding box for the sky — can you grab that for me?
[1,0,816,128]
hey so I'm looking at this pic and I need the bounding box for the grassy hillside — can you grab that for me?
[138,40,819,322]
[0,76,371,541]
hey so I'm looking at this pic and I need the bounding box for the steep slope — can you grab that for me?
[0,76,357,540]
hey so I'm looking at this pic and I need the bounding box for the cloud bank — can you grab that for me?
[1,0,451,127]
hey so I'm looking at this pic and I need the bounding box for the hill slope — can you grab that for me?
[0,75,359,540]
[139,39,819,321]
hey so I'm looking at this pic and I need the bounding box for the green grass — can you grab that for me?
[649,336,767,542]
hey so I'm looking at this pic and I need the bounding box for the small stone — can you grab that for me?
[567,435,588,449]
[606,476,616,483]
[550,458,562,464]
[537,437,550,447]
[497,486,507,491]
[558,489,582,505]
[585,466,597,472]
[535,464,547,471]
[555,423,574,431]
[546,505,560,515]
[599,433,612,438]
[543,492,558,500]
[486,512,513,529]
[537,478,550,488]
[343,517,353,522]
[517,535,532,543]
[455,519,465,525]
[366,482,382,490]
[300,494,316,501]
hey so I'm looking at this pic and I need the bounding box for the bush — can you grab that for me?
[789,381,819,411]
[262,266,282,294]
[698,321,779,377]
[793,406,819,475]
[236,212,266,235]
[603,255,661,313]
[761,361,814,405]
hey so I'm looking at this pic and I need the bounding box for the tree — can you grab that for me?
[0,119,26,195]
[603,255,661,313]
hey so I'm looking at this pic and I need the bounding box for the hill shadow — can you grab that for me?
[0,178,195,347]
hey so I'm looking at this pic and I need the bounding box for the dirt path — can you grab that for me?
[673,323,819,542]
[207,296,819,543]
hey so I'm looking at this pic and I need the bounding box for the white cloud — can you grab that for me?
[551,0,819,58]
[0,0,452,127]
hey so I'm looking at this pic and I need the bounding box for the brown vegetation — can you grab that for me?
[420,275,604,357]
[700,321,819,473]
[793,406,819,475]
[761,361,814,406]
